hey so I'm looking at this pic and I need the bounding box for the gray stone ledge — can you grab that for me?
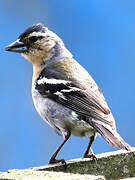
[0,148,135,180]
[33,148,135,179]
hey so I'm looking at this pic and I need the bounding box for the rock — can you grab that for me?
[0,148,135,180]
[0,170,105,180]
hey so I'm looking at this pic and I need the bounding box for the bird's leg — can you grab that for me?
[49,132,71,164]
[83,136,96,159]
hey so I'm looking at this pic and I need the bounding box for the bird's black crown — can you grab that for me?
[19,23,48,40]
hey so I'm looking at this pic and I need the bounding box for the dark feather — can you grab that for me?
[35,58,115,128]
[19,23,47,40]
[36,77,112,126]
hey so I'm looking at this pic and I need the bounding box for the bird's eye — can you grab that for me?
[29,36,39,43]
[29,36,44,43]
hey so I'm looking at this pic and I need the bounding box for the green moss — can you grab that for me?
[40,149,135,179]
[0,149,135,180]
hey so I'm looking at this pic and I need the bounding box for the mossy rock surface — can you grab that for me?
[0,148,135,180]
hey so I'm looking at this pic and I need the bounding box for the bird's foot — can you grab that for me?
[83,153,97,160]
[49,158,66,164]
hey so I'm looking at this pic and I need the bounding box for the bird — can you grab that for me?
[5,23,131,164]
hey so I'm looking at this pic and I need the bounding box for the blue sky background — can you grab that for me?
[0,0,135,171]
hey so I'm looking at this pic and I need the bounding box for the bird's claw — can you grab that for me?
[49,158,66,165]
[83,153,97,160]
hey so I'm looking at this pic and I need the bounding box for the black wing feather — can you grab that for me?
[36,80,112,126]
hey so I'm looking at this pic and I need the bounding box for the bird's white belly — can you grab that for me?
[32,88,96,137]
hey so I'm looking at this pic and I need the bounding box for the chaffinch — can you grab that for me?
[5,23,131,164]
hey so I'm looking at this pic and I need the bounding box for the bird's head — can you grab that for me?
[5,23,72,65]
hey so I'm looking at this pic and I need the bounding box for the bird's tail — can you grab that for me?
[90,120,132,151]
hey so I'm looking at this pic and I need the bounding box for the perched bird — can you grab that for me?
[5,23,131,164]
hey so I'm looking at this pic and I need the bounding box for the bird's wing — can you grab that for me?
[35,58,132,150]
[35,60,114,127]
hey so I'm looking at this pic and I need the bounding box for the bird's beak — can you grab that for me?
[5,39,27,53]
